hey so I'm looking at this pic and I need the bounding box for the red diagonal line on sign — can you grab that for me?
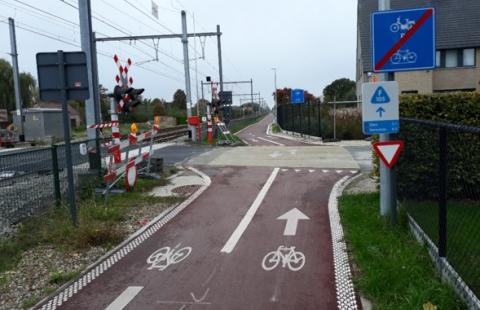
[375,8,433,71]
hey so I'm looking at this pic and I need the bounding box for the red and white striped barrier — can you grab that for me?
[88,121,119,129]
[107,130,153,155]
[103,152,150,183]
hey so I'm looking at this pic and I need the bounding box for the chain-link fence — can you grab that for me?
[397,118,480,305]
[276,102,364,141]
[0,140,100,236]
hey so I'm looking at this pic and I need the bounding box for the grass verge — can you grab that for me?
[0,177,183,274]
[339,193,465,309]
[405,200,480,298]
[271,123,281,133]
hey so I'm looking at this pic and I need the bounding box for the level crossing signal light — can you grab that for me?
[112,85,145,113]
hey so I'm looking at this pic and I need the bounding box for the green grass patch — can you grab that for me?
[405,200,480,297]
[229,115,265,134]
[49,270,80,285]
[271,123,281,133]
[0,178,183,273]
[339,193,465,309]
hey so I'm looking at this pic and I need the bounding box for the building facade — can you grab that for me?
[357,0,480,98]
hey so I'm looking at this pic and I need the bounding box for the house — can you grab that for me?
[32,102,82,128]
[356,0,480,98]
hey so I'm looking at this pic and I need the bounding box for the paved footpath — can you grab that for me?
[36,115,360,310]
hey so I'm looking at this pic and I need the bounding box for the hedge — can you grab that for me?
[395,92,480,200]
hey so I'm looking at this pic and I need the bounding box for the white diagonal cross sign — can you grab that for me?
[277,208,310,236]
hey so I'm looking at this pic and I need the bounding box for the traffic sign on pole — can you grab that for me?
[291,89,305,104]
[362,81,399,135]
[373,141,404,169]
[372,7,435,72]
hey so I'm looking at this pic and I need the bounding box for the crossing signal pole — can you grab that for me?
[93,11,223,142]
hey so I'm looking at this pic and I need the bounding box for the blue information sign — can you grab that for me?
[372,7,435,73]
[291,89,305,104]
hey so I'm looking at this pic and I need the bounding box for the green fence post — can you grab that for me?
[51,144,61,207]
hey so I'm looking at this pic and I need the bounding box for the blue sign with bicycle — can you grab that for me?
[372,7,435,72]
[291,89,305,104]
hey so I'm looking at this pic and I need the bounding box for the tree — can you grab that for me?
[172,89,187,110]
[274,87,317,105]
[0,59,38,115]
[192,99,209,116]
[152,98,166,116]
[323,78,356,103]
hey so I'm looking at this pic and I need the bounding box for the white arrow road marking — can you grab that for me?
[336,170,343,174]
[269,151,283,158]
[309,169,315,173]
[281,169,289,172]
[294,169,301,173]
[277,208,310,236]
[350,170,359,174]
[322,170,329,173]
[221,168,280,254]
[190,288,210,303]
[258,136,285,146]
[105,286,143,310]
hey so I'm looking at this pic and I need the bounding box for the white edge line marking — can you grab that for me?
[105,286,143,310]
[34,166,212,310]
[257,136,285,146]
[221,168,280,254]
[328,174,362,309]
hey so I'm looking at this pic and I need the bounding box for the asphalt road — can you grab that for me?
[39,115,361,310]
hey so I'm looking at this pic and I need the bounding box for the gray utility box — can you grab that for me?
[14,108,68,141]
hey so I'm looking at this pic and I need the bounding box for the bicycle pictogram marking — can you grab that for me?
[262,246,306,272]
[146,244,192,271]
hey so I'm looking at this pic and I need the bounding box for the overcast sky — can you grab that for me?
[0,0,357,107]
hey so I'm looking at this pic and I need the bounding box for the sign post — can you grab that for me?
[369,1,435,223]
[37,51,90,226]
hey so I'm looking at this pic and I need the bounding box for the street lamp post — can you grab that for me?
[271,67,278,122]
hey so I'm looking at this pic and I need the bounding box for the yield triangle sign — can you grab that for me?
[372,141,404,169]
[371,86,390,104]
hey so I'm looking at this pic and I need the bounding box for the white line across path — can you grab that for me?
[257,137,285,146]
[221,168,280,254]
[105,286,143,310]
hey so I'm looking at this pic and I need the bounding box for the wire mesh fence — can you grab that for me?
[0,139,101,236]
[276,102,364,140]
[397,118,480,302]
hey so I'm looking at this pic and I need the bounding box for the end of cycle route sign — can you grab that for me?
[372,7,435,72]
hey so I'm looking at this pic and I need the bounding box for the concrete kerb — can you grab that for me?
[328,172,364,309]
[32,166,212,310]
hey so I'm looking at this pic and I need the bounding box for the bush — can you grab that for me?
[396,92,480,200]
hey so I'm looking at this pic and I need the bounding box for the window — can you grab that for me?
[436,51,441,67]
[436,48,476,68]
[463,48,475,66]
[445,50,458,68]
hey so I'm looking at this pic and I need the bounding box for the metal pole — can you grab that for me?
[378,0,393,217]
[8,18,24,142]
[181,11,195,141]
[217,25,224,92]
[193,13,200,116]
[92,32,102,174]
[58,50,77,226]
[78,0,96,144]
[250,79,254,114]
[438,127,447,257]
[201,81,204,100]
[333,97,337,141]
[273,68,278,122]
